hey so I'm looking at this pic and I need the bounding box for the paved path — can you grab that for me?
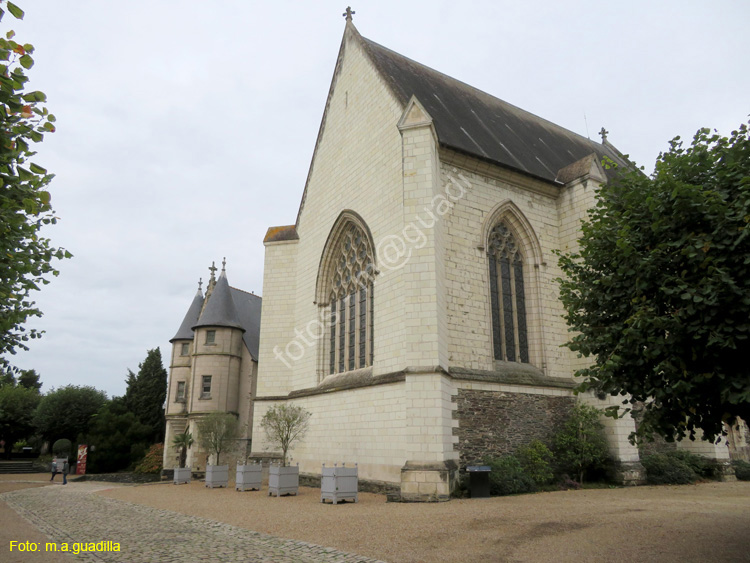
[2,483,384,563]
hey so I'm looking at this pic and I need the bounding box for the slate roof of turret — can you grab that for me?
[229,287,262,361]
[193,271,245,332]
[170,288,204,342]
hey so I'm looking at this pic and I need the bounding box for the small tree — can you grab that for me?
[196,413,239,466]
[51,438,71,457]
[553,403,610,484]
[171,431,193,469]
[260,404,311,466]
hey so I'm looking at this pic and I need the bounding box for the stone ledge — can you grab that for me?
[449,365,576,390]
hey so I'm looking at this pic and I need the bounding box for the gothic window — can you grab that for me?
[326,223,374,375]
[488,222,529,363]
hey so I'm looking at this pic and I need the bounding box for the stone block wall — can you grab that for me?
[453,388,575,466]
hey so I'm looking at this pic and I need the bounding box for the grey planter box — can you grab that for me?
[268,464,299,497]
[205,464,229,488]
[235,463,262,492]
[321,463,358,504]
[173,467,191,485]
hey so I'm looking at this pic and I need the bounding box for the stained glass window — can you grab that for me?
[488,222,529,363]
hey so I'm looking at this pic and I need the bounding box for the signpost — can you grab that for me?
[76,444,88,475]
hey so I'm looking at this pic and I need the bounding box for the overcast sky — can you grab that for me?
[4,1,748,398]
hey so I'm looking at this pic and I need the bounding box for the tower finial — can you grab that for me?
[599,127,609,143]
[343,6,355,22]
[198,277,203,292]
[208,261,217,282]
[222,257,226,273]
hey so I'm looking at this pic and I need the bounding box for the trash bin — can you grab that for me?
[466,465,491,498]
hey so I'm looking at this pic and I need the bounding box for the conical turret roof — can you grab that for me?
[193,270,245,332]
[170,287,204,342]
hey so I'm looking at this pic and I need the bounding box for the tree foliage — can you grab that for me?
[124,348,167,442]
[552,403,610,484]
[260,404,311,466]
[558,123,750,443]
[0,2,71,371]
[0,381,38,457]
[171,430,193,469]
[196,412,239,466]
[33,384,107,444]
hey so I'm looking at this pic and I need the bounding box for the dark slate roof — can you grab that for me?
[193,272,245,332]
[359,34,631,183]
[170,289,204,342]
[230,287,262,361]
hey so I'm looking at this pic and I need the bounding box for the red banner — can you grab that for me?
[76,444,88,475]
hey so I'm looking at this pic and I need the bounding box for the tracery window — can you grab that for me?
[488,222,529,363]
[327,223,374,374]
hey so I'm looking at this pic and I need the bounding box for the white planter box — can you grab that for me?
[205,464,229,488]
[321,463,358,504]
[235,463,262,492]
[173,467,191,485]
[268,464,299,497]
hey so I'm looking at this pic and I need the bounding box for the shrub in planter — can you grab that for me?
[516,440,554,487]
[641,453,698,485]
[485,455,537,496]
[732,460,750,481]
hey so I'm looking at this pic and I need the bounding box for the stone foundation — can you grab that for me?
[398,461,458,502]
[609,461,646,486]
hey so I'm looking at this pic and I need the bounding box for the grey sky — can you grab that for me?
[4,1,749,398]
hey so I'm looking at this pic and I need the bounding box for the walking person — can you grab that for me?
[50,459,58,482]
[62,460,69,485]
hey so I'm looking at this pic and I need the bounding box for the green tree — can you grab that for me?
[196,412,240,466]
[552,403,610,484]
[83,397,152,473]
[0,382,39,457]
[260,404,311,466]
[0,2,71,372]
[171,430,193,469]
[33,385,107,445]
[124,348,167,442]
[558,123,750,443]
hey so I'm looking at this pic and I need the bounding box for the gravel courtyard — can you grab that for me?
[2,474,749,562]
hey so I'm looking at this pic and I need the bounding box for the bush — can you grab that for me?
[667,450,714,479]
[732,460,750,481]
[485,455,537,496]
[552,403,610,484]
[516,440,554,486]
[134,443,164,474]
[641,453,698,485]
[52,439,72,457]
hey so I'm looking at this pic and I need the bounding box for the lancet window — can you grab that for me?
[327,223,374,374]
[488,222,529,363]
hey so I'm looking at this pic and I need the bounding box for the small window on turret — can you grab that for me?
[201,375,212,399]
[176,381,186,402]
[180,343,189,356]
[205,330,216,345]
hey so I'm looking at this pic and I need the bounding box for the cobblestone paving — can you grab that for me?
[2,483,385,562]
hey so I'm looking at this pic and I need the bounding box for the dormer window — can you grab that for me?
[205,330,216,345]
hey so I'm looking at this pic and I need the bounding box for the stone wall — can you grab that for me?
[453,388,574,466]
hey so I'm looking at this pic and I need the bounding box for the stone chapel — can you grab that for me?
[165,16,740,498]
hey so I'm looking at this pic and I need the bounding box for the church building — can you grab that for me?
[249,14,735,501]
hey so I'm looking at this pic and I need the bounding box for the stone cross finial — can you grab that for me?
[343,6,355,22]
[208,261,217,281]
[198,277,203,292]
[222,257,227,272]
[599,127,609,142]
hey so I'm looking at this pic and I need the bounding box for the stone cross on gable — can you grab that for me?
[599,127,609,142]
[343,6,355,22]
[208,261,217,280]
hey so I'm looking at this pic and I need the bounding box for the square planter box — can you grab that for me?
[205,464,229,488]
[173,467,191,485]
[321,463,358,504]
[235,463,262,492]
[268,464,299,497]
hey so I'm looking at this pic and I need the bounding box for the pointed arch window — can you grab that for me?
[325,222,375,375]
[488,222,529,363]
